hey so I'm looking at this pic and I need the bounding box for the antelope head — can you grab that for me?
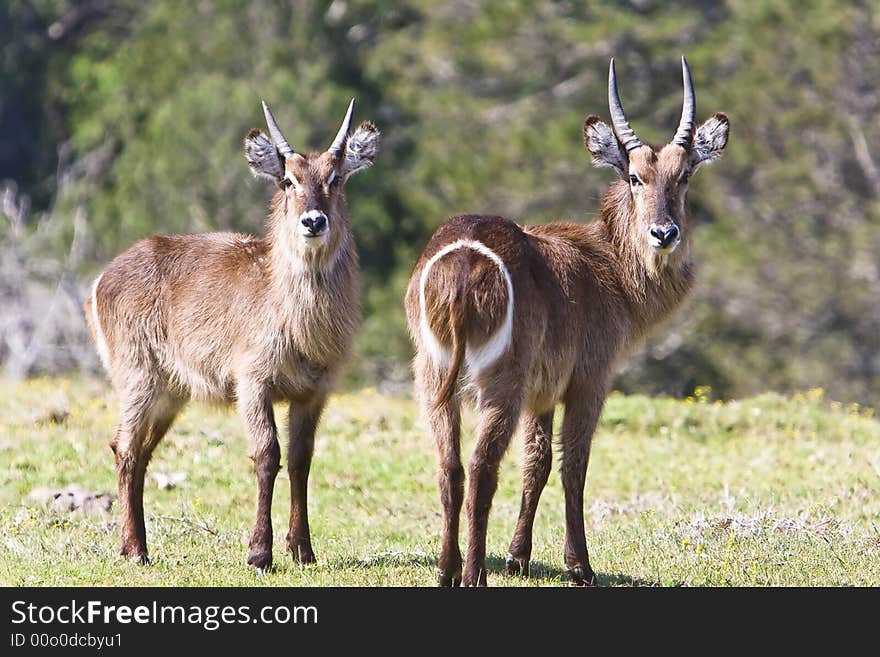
[244,99,380,261]
[584,57,729,260]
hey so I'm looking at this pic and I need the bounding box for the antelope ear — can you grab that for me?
[340,121,380,180]
[244,129,285,183]
[689,113,729,171]
[583,115,628,176]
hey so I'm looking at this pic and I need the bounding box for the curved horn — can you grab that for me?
[608,58,643,153]
[261,101,295,159]
[671,56,696,149]
[327,98,355,156]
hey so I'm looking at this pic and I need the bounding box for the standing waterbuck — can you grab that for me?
[406,58,729,586]
[84,99,380,569]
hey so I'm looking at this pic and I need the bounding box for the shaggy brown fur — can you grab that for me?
[405,66,728,586]
[84,104,379,569]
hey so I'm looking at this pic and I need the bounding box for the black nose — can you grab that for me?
[650,224,679,247]
[301,214,328,233]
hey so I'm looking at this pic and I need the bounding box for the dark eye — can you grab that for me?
[629,174,642,186]
[280,178,293,189]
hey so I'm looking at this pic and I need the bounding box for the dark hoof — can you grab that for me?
[567,566,598,587]
[438,571,462,587]
[291,546,316,564]
[461,569,488,587]
[505,555,529,577]
[247,547,273,571]
[461,578,488,587]
[121,546,150,565]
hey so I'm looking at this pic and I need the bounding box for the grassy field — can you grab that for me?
[0,378,878,586]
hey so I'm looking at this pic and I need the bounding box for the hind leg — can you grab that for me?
[506,409,554,576]
[110,383,182,563]
[462,389,522,587]
[416,357,465,587]
[431,400,464,587]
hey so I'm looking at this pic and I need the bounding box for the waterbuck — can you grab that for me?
[84,99,380,569]
[405,58,729,586]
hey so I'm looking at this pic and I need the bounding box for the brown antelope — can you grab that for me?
[84,99,380,570]
[405,58,729,586]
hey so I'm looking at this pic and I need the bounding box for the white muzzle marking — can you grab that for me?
[299,209,329,242]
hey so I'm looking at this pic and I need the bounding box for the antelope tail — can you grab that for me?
[433,261,469,411]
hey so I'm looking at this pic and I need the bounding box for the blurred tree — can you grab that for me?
[0,0,136,209]
[634,0,880,402]
[1,0,878,403]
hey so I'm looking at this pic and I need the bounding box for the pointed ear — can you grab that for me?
[690,113,729,171]
[340,121,380,180]
[583,115,628,176]
[244,129,285,183]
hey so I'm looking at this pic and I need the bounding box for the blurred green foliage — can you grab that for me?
[1,0,878,403]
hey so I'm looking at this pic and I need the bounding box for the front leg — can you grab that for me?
[559,386,606,587]
[286,395,326,564]
[237,383,280,571]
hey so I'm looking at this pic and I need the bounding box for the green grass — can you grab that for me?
[1,379,878,586]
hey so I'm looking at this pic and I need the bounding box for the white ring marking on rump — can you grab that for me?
[418,239,514,373]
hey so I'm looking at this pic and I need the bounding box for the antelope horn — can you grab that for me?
[327,98,355,156]
[671,56,696,149]
[261,101,295,159]
[608,58,643,153]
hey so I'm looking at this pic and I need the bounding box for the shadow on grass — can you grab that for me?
[331,551,670,587]
[326,551,437,570]
[487,553,671,587]
[485,553,567,583]
[597,572,670,587]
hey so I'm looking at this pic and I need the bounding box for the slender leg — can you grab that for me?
[506,409,554,576]
[111,401,151,563]
[462,393,522,587]
[559,388,605,586]
[110,384,182,564]
[417,358,465,587]
[431,400,464,587]
[140,393,185,473]
[286,395,326,564]
[237,384,280,571]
